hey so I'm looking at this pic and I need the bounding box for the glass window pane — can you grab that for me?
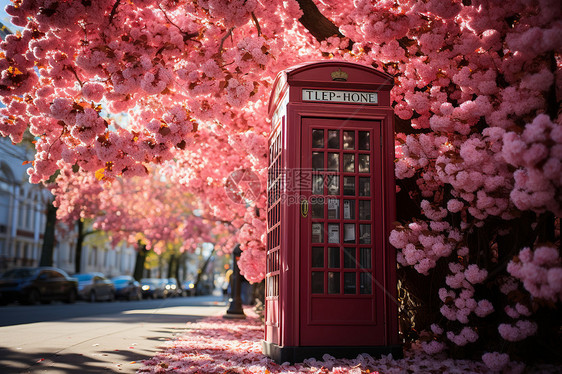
[358,154,370,173]
[312,129,324,148]
[328,272,340,294]
[343,154,354,173]
[311,199,324,218]
[327,175,339,195]
[359,200,371,220]
[343,200,355,220]
[359,177,370,196]
[328,223,340,244]
[344,273,356,294]
[360,248,371,268]
[327,130,339,148]
[327,153,339,171]
[312,272,324,294]
[343,177,355,195]
[312,247,324,268]
[312,175,323,195]
[312,152,324,170]
[327,198,340,219]
[312,223,323,243]
[328,247,340,268]
[343,131,355,149]
[358,131,370,150]
[360,224,371,244]
[360,273,372,294]
[344,247,356,268]
[344,223,356,243]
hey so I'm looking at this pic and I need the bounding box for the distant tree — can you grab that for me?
[38,198,56,266]
[132,242,148,281]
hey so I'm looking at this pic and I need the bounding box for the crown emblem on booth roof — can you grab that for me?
[331,68,348,81]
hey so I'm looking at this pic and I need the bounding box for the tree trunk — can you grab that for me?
[132,242,147,281]
[39,200,57,267]
[174,259,180,282]
[194,247,215,295]
[177,251,187,281]
[167,253,176,279]
[296,0,345,42]
[74,219,84,274]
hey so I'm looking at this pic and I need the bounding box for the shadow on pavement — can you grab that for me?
[0,346,152,374]
[0,297,229,373]
[0,296,227,327]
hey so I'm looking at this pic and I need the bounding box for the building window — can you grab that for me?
[18,189,26,229]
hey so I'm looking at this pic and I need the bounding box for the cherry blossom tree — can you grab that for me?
[51,163,234,276]
[1,0,561,369]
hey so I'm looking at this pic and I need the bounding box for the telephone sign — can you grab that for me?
[302,89,378,104]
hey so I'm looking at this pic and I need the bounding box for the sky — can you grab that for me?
[0,0,18,33]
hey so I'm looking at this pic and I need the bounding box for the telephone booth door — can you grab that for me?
[300,117,386,346]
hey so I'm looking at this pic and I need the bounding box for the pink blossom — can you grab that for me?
[440,305,457,321]
[482,352,510,371]
[500,278,519,295]
[520,69,554,92]
[446,199,464,213]
[421,340,446,354]
[498,320,537,342]
[415,258,436,275]
[389,230,409,248]
[533,246,559,266]
[475,299,494,317]
[508,246,562,302]
[465,264,488,284]
[547,268,562,293]
[504,306,520,319]
[446,327,478,346]
[515,303,531,317]
[457,246,469,257]
[446,272,465,289]
[430,323,443,335]
[81,82,105,102]
[439,287,455,302]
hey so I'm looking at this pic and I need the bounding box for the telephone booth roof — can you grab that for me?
[268,61,394,117]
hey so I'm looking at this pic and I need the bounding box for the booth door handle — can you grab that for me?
[301,199,309,218]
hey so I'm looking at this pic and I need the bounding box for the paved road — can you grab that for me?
[0,295,228,373]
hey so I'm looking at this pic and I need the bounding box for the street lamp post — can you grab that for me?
[223,244,246,319]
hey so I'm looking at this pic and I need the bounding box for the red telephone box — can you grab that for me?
[263,61,402,363]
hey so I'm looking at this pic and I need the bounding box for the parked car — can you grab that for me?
[182,280,195,296]
[164,278,182,297]
[140,278,167,299]
[0,267,78,305]
[74,272,115,302]
[111,275,142,301]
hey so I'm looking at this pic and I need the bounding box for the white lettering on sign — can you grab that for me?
[302,89,378,104]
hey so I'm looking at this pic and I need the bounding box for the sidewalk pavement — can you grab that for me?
[136,307,516,374]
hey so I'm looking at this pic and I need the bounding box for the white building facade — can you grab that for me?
[0,138,137,277]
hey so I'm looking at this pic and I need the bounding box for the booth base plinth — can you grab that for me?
[223,312,246,319]
[262,341,403,364]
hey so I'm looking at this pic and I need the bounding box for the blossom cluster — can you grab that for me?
[507,246,562,303]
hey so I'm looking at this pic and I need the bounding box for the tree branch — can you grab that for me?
[296,0,347,45]
[251,12,261,37]
[157,3,200,42]
[218,27,235,55]
[65,65,83,88]
[82,229,100,238]
[109,0,121,24]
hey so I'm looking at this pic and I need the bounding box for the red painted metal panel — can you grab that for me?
[298,117,386,346]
